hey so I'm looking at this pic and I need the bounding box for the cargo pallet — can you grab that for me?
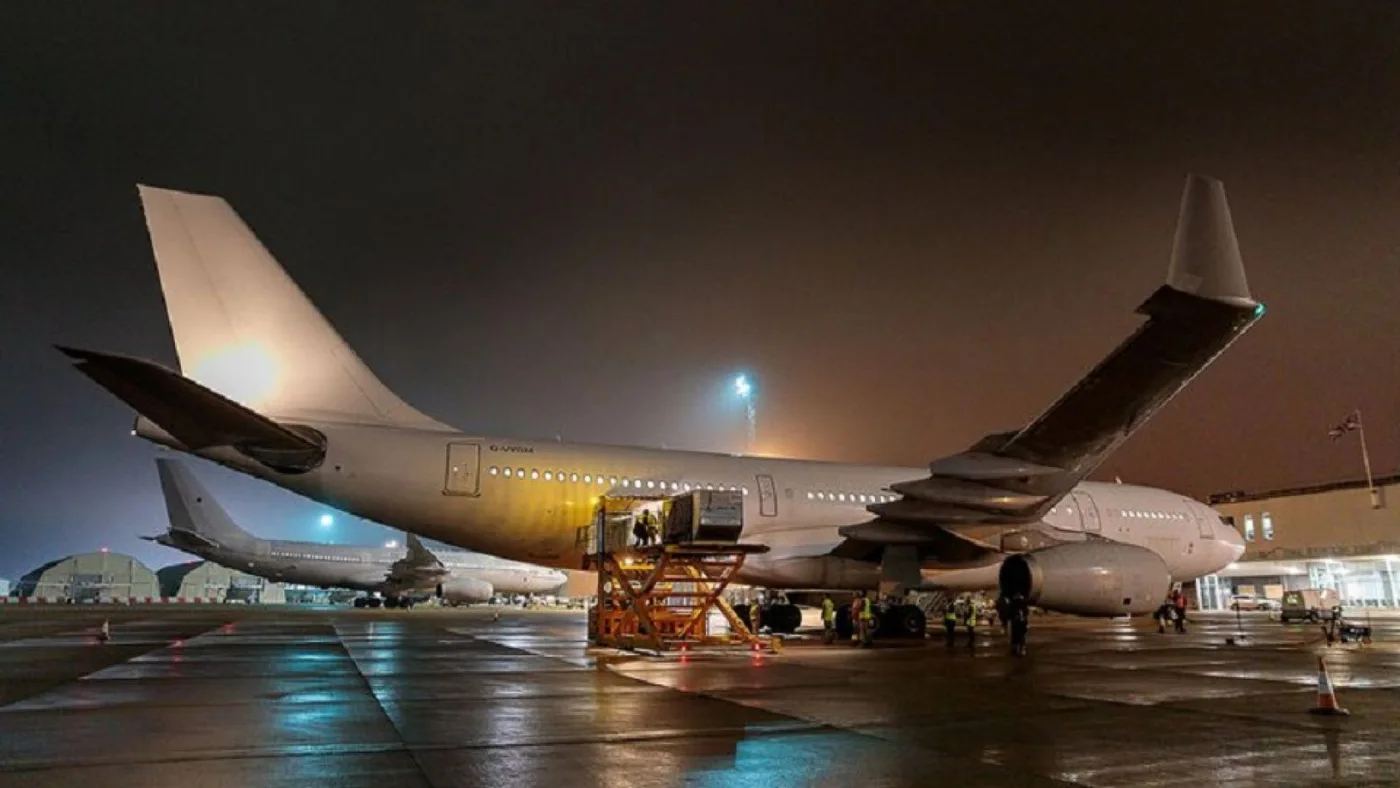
[586,543,774,653]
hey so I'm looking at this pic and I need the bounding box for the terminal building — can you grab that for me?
[1200,474,1400,610]
[15,551,161,602]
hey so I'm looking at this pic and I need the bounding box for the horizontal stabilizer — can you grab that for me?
[59,347,325,469]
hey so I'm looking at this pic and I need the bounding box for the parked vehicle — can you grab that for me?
[1229,594,1281,612]
[1280,588,1341,623]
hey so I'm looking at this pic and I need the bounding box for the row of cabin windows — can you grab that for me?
[806,491,895,504]
[488,466,748,495]
[1241,512,1274,542]
[1046,506,1189,522]
[271,551,363,563]
[485,465,891,505]
[1116,510,1190,521]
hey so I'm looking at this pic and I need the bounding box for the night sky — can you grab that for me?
[3,4,1398,580]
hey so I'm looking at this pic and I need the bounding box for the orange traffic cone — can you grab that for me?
[1310,656,1349,716]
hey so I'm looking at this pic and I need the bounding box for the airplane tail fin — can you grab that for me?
[136,185,447,430]
[156,458,254,546]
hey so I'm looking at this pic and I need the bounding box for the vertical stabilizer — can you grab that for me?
[156,458,253,545]
[137,185,448,429]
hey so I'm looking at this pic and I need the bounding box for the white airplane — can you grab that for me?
[145,458,567,607]
[62,174,1258,634]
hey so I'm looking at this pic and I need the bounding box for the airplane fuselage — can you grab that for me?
[144,418,1243,590]
[164,529,566,595]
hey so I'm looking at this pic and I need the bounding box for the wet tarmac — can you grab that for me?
[1,606,1399,787]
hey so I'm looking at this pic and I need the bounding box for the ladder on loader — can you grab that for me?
[582,491,774,653]
[586,543,773,652]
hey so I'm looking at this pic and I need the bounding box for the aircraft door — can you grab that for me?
[444,442,482,496]
[1070,490,1101,533]
[756,474,778,517]
[1191,502,1214,538]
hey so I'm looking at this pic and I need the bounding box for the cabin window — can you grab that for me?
[571,473,579,482]
[1243,514,1255,541]
[488,466,498,476]
[1262,512,1274,540]
[516,468,525,479]
[543,471,553,481]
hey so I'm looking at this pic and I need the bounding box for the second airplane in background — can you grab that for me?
[147,459,567,607]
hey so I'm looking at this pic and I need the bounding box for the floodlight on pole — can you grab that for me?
[733,374,757,453]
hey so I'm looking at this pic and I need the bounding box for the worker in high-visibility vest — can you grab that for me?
[857,592,874,648]
[963,596,979,648]
[821,594,836,644]
[944,599,960,647]
[748,598,762,634]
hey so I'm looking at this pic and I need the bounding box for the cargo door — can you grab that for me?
[756,474,777,517]
[1070,490,1101,533]
[444,442,481,495]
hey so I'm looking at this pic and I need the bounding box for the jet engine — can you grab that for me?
[436,578,494,605]
[998,542,1171,617]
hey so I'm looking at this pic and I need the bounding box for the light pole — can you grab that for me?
[734,374,756,453]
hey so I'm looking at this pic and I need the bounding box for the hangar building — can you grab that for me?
[157,561,287,603]
[1201,474,1400,610]
[16,551,160,602]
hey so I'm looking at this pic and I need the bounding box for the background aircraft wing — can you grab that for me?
[385,534,450,586]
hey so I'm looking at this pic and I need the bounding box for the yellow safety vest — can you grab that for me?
[821,599,835,622]
[859,598,873,621]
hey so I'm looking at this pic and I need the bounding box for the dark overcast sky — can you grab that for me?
[2,3,1398,579]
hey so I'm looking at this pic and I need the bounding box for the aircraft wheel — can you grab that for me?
[766,604,802,634]
[353,597,366,609]
[367,598,382,609]
[883,605,926,638]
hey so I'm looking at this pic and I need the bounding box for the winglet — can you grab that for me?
[1166,174,1255,307]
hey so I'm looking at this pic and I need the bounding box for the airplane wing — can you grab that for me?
[842,175,1262,554]
[385,534,450,586]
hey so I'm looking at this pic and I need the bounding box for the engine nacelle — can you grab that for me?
[999,541,1170,617]
[436,578,494,604]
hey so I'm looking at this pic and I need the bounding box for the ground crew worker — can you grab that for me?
[943,599,959,647]
[858,592,874,647]
[995,594,1010,634]
[1171,588,1188,633]
[647,510,662,546]
[850,596,863,642]
[1009,592,1030,656]
[632,514,648,548]
[963,595,979,648]
[748,597,762,634]
[821,594,836,644]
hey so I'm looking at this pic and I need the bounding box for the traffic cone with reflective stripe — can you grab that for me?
[1310,656,1349,716]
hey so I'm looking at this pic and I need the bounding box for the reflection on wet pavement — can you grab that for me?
[2,607,1400,786]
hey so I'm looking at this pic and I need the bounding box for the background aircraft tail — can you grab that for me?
[137,185,448,430]
[156,458,255,547]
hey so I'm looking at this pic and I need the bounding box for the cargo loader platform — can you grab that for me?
[583,489,777,653]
